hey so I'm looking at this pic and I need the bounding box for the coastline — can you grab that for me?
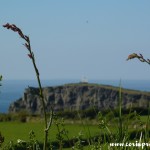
[0,79,150,113]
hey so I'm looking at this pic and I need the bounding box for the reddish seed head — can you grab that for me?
[28,54,32,59]
[3,23,26,39]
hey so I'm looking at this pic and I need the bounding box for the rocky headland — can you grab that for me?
[8,83,150,114]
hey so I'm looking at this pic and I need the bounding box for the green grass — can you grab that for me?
[140,115,150,122]
[0,122,44,144]
[0,115,150,149]
[0,121,99,145]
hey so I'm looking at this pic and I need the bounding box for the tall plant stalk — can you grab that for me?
[118,80,123,142]
[3,23,51,150]
[127,52,150,143]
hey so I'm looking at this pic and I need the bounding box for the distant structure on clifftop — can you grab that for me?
[80,76,88,83]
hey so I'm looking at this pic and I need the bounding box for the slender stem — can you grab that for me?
[118,80,122,142]
[28,40,48,150]
[2,23,54,150]
[45,107,54,132]
[55,122,63,150]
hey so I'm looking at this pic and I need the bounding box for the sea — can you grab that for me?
[0,79,150,113]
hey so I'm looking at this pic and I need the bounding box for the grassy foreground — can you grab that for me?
[0,121,99,145]
[0,115,149,149]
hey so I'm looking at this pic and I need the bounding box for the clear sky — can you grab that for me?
[1,1,150,80]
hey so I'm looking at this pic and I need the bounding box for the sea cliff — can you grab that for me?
[8,83,150,114]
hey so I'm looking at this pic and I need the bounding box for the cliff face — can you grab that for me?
[8,83,150,114]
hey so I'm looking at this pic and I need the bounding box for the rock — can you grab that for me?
[8,83,150,114]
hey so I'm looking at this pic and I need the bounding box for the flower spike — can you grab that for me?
[127,53,150,65]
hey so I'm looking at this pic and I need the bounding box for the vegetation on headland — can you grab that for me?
[65,82,150,94]
[0,106,150,122]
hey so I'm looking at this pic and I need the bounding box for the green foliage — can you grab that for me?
[17,111,28,123]
[0,132,4,148]
[0,113,150,149]
[53,115,77,149]
[0,112,29,122]
[56,107,150,120]
[27,130,40,150]
[56,108,99,119]
[0,114,12,122]
[72,131,84,150]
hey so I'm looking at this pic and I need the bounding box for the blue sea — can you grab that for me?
[0,79,150,113]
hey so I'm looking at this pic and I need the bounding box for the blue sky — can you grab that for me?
[1,1,150,80]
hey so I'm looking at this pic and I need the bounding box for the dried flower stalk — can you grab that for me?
[3,23,51,150]
[127,53,150,65]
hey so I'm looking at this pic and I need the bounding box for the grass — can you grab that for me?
[0,122,44,144]
[0,121,99,145]
[0,114,149,148]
